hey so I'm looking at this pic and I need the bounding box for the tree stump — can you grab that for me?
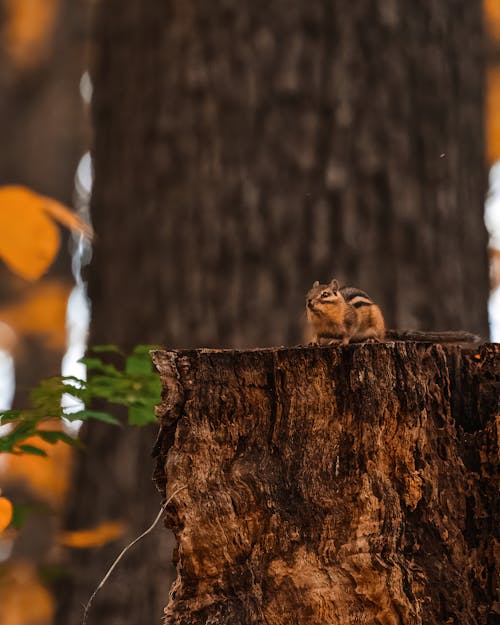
[152,343,499,625]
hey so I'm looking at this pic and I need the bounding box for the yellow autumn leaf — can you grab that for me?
[485,0,500,43]
[60,521,126,549]
[0,491,13,533]
[4,0,60,68]
[0,186,92,281]
[43,197,93,240]
[0,280,71,350]
[487,64,500,164]
[0,562,53,625]
[0,424,73,507]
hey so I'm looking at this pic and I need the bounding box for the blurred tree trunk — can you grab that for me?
[57,1,490,624]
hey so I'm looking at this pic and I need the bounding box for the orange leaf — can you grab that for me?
[485,0,500,43]
[44,198,93,240]
[0,280,71,350]
[0,186,92,281]
[0,187,59,280]
[0,563,53,625]
[60,521,126,549]
[487,64,500,164]
[0,492,14,533]
[5,0,60,68]
[1,425,72,506]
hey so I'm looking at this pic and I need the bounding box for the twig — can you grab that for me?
[82,484,187,625]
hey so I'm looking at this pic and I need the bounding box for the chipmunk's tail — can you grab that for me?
[385,330,482,343]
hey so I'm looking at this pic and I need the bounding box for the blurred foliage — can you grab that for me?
[0,186,92,282]
[59,520,126,549]
[0,280,70,352]
[487,65,500,164]
[0,345,161,457]
[8,501,48,530]
[1,430,73,509]
[485,0,500,163]
[0,562,53,625]
[4,0,60,68]
[0,491,14,532]
[485,0,500,43]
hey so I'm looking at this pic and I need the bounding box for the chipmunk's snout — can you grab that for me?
[307,298,314,308]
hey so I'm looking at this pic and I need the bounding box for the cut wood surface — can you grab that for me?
[152,343,499,625]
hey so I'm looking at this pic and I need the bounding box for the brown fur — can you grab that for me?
[306,280,386,344]
[340,287,385,341]
[306,280,358,345]
[351,304,385,340]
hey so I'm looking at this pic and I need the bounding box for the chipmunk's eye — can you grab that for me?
[321,291,330,298]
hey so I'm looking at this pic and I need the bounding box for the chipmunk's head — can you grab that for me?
[306,279,342,313]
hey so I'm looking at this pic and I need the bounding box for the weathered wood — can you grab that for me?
[152,343,499,625]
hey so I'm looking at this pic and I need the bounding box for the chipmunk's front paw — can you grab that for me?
[326,338,345,346]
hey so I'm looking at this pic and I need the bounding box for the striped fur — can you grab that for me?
[340,287,373,308]
[340,285,385,340]
[306,280,386,343]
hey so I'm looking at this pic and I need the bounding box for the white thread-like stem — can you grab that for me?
[82,484,187,625]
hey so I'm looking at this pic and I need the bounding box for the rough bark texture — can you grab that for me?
[153,342,499,625]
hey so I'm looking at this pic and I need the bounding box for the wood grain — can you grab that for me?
[153,343,499,625]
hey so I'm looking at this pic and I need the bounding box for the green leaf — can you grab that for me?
[79,358,121,377]
[128,405,156,426]
[36,431,77,445]
[10,502,48,529]
[132,344,160,354]
[8,421,37,444]
[38,564,69,585]
[0,409,22,423]
[61,375,86,386]
[0,344,163,457]
[125,355,151,375]
[68,410,121,425]
[18,444,47,457]
[0,437,16,453]
[90,345,124,355]
[125,345,159,373]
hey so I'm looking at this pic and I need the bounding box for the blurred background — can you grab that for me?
[0,1,499,624]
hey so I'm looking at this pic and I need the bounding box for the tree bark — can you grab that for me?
[88,0,488,348]
[152,342,499,625]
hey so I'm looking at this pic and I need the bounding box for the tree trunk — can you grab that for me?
[58,1,490,623]
[87,0,488,349]
[152,342,499,625]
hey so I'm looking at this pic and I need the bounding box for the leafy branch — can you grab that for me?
[0,345,161,456]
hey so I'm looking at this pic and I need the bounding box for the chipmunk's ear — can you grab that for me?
[312,280,319,288]
[329,279,339,292]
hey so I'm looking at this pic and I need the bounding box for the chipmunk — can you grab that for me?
[306,280,481,346]
[306,279,385,345]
